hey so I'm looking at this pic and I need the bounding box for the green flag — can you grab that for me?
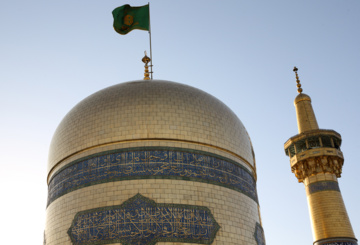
[112,4,149,35]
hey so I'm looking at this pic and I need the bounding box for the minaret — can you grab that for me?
[284,67,357,245]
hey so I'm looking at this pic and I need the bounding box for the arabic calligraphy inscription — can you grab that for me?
[48,149,257,206]
[68,194,220,245]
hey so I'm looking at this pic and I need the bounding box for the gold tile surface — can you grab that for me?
[45,80,262,245]
[294,93,319,133]
[48,80,254,174]
[286,89,357,243]
[305,183,355,240]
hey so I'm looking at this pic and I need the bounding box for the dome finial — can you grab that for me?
[142,51,151,80]
[293,66,303,93]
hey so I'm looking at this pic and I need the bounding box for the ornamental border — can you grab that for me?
[47,147,257,206]
[315,238,358,245]
[67,193,220,245]
[318,243,358,245]
[49,146,254,183]
[307,181,340,195]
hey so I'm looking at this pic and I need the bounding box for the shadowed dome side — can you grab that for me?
[48,80,254,172]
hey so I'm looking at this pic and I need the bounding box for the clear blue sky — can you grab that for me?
[1,1,359,244]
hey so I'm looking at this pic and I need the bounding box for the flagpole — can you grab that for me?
[148,2,153,79]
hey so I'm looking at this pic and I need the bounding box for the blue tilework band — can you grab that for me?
[68,194,220,245]
[254,222,266,245]
[47,148,258,206]
[319,243,357,245]
[315,239,358,245]
[307,181,340,195]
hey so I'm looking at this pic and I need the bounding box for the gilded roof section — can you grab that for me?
[48,80,253,172]
[294,93,311,104]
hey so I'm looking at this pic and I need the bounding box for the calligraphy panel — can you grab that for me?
[48,148,257,206]
[68,194,220,245]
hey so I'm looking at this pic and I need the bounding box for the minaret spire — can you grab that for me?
[292,67,319,133]
[293,66,303,93]
[284,68,357,245]
[142,51,151,80]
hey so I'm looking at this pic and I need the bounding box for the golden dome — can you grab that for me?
[48,80,254,173]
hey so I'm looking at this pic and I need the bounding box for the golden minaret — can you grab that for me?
[284,67,358,245]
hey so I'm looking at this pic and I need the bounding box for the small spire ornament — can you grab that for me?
[293,66,303,93]
[142,51,151,80]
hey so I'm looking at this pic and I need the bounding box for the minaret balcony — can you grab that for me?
[284,129,342,158]
[284,129,344,182]
[289,147,343,168]
[289,148,344,182]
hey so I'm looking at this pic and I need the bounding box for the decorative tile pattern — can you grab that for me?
[68,194,220,245]
[308,181,340,194]
[48,148,257,206]
[319,242,357,245]
[254,222,265,245]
